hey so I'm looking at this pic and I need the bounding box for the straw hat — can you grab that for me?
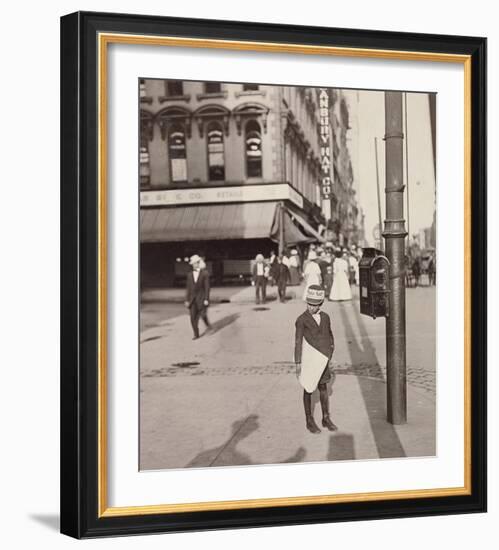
[189,254,201,265]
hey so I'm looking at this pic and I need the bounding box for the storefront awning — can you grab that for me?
[270,207,315,246]
[286,208,326,243]
[141,202,281,243]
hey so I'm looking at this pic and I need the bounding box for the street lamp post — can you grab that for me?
[374,137,384,253]
[383,91,408,425]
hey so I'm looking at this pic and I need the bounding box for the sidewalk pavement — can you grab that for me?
[140,285,436,470]
[141,283,301,304]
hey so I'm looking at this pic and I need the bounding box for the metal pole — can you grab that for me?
[404,93,410,247]
[374,137,383,252]
[383,92,408,425]
[279,201,285,256]
[428,94,437,180]
[279,92,287,258]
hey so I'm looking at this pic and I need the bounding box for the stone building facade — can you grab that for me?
[139,79,357,286]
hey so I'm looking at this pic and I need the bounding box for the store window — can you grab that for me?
[166,80,184,97]
[242,83,259,91]
[204,82,222,94]
[168,124,188,182]
[139,141,150,187]
[245,120,262,178]
[140,111,153,187]
[207,122,225,181]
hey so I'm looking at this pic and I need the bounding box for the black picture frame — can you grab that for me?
[60,11,487,539]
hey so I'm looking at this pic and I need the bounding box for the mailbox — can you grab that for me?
[359,248,390,319]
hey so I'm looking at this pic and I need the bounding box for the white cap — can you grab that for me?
[189,254,202,265]
[306,285,325,305]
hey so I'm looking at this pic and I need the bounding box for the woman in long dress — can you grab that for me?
[329,252,352,301]
[302,253,322,301]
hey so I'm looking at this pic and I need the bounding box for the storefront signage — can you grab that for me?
[319,89,332,200]
[140,183,304,209]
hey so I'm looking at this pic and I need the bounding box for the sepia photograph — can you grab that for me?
[59,10,486,538]
[138,78,437,471]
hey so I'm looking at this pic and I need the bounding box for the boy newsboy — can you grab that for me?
[294,285,337,433]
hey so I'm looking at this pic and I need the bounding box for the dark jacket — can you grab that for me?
[185,269,210,307]
[412,258,421,277]
[324,272,334,291]
[275,262,290,283]
[269,257,279,279]
[318,259,331,280]
[294,310,335,364]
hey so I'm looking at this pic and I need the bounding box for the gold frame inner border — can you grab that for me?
[97,32,472,518]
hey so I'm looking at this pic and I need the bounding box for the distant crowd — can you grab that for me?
[183,243,436,340]
[406,250,436,287]
[251,243,362,305]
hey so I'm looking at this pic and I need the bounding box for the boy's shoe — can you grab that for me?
[321,415,338,431]
[306,415,321,434]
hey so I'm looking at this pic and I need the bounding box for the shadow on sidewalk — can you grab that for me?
[339,304,406,459]
[281,446,307,463]
[208,313,240,335]
[327,433,355,461]
[185,414,309,467]
[186,414,259,468]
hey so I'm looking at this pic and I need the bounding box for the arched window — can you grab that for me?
[168,124,187,183]
[245,120,262,178]
[206,122,225,181]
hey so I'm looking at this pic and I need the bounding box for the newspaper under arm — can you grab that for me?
[298,338,330,393]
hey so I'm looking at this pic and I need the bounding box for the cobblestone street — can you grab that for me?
[143,362,435,396]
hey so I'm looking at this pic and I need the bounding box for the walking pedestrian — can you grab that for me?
[184,254,211,340]
[302,245,316,273]
[324,265,334,299]
[412,256,421,287]
[318,249,331,283]
[275,255,290,302]
[294,285,337,434]
[268,250,278,286]
[428,254,436,286]
[302,251,322,301]
[288,249,301,286]
[251,253,267,304]
[329,251,352,301]
[349,249,359,285]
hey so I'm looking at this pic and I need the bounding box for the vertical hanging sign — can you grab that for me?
[319,89,332,200]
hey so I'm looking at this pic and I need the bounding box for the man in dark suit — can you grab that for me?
[275,255,290,303]
[184,254,211,340]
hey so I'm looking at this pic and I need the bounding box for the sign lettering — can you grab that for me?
[319,89,332,200]
[140,183,304,209]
